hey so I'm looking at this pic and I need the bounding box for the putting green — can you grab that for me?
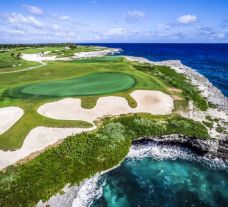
[20,72,135,97]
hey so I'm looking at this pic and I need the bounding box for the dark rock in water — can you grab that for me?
[217,137,228,160]
[133,134,228,162]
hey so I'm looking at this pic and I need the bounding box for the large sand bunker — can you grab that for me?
[38,90,174,122]
[0,126,95,169]
[0,90,173,169]
[0,106,24,135]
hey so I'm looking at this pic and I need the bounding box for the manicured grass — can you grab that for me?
[0,114,209,207]
[0,51,39,73]
[20,72,135,97]
[0,45,103,73]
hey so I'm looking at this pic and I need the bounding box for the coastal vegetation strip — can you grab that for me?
[133,63,208,111]
[0,114,209,207]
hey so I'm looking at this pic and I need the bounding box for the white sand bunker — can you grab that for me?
[38,90,174,122]
[0,126,95,170]
[0,106,24,135]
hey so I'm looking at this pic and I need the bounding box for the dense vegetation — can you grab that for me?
[134,64,208,110]
[0,43,76,49]
[0,114,209,207]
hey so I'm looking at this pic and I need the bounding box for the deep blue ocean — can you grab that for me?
[83,43,228,97]
[77,44,228,207]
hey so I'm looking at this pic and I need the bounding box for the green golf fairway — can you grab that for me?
[20,72,135,97]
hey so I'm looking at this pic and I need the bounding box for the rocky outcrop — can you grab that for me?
[158,60,228,111]
[133,135,228,162]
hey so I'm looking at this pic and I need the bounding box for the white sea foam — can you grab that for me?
[128,143,227,170]
[72,175,105,207]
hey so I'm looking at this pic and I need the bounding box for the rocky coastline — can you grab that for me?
[133,135,228,162]
[124,55,228,158]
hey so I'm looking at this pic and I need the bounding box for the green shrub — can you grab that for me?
[202,120,214,129]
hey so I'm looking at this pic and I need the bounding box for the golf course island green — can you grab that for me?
[20,72,135,97]
[0,44,226,207]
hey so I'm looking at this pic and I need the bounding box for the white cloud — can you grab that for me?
[53,24,60,29]
[7,12,44,28]
[23,5,43,15]
[8,29,26,35]
[59,15,71,20]
[107,28,128,35]
[123,10,145,23]
[210,33,226,39]
[177,14,197,24]
[156,24,171,30]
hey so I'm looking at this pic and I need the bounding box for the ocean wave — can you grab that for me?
[72,175,105,207]
[128,142,227,171]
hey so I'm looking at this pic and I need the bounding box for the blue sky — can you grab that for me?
[0,0,228,43]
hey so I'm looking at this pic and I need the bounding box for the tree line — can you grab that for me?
[0,43,77,49]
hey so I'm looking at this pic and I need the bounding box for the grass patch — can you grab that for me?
[0,51,39,73]
[202,120,213,129]
[0,114,209,207]
[216,125,226,133]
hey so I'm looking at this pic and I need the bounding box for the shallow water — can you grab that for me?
[72,144,228,207]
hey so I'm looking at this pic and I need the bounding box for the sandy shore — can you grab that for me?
[38,90,174,122]
[0,126,95,170]
[0,106,24,135]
